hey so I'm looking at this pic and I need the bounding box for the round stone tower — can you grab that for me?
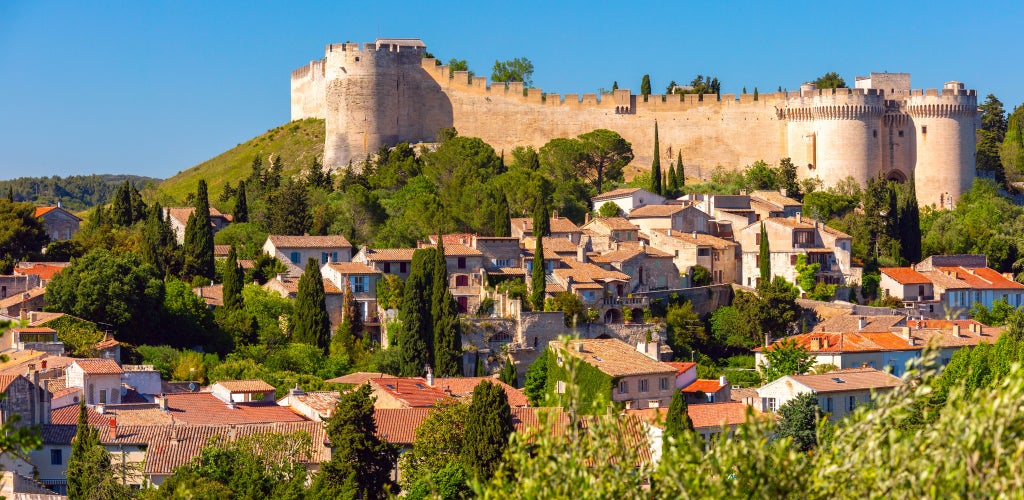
[906,83,978,208]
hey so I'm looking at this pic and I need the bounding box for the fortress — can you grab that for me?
[290,39,979,207]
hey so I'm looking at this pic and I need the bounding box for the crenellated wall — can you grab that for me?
[290,40,979,207]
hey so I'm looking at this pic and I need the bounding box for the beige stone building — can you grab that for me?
[736,215,853,289]
[262,234,352,275]
[756,368,902,422]
[549,338,677,410]
[646,229,740,285]
[35,205,81,241]
[591,187,666,216]
[627,204,710,235]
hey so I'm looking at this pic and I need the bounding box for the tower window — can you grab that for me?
[898,130,904,137]
[873,129,877,138]
[354,57,360,62]
[922,126,927,134]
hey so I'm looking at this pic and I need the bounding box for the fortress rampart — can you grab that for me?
[290,39,979,207]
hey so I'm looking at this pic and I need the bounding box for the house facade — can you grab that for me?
[591,188,666,216]
[757,368,902,422]
[549,338,677,410]
[65,359,123,406]
[737,215,853,288]
[35,206,81,241]
[263,234,353,274]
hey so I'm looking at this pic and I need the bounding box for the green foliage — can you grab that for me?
[546,291,584,327]
[1002,105,1024,183]
[760,338,814,383]
[923,179,1024,273]
[499,356,518,388]
[524,348,549,406]
[241,284,294,346]
[461,380,513,481]
[812,71,847,89]
[376,273,405,310]
[263,178,311,235]
[1,174,159,212]
[182,180,215,280]
[42,314,103,357]
[68,401,131,499]
[162,278,223,351]
[0,198,49,263]
[758,222,770,283]
[776,392,819,452]
[311,383,397,499]
[977,94,1008,186]
[491,57,534,87]
[292,258,330,353]
[650,121,662,195]
[398,248,436,376]
[640,74,651,97]
[663,389,694,445]
[431,239,462,377]
[665,301,705,355]
[970,297,1017,326]
[597,201,621,217]
[545,343,615,414]
[221,244,244,310]
[400,402,470,498]
[691,264,712,287]
[232,179,249,223]
[531,233,546,312]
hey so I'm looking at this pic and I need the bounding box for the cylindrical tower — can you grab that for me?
[907,87,978,208]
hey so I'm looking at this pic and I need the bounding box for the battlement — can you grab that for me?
[291,59,326,80]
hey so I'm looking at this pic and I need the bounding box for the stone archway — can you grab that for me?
[604,308,623,324]
[631,308,645,324]
[885,170,908,183]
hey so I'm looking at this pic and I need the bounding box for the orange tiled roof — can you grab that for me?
[651,229,738,250]
[369,377,455,408]
[750,190,802,207]
[510,217,582,235]
[166,207,229,226]
[434,377,530,407]
[34,206,57,218]
[0,286,45,309]
[28,312,66,326]
[418,242,483,257]
[11,326,56,334]
[325,372,388,385]
[193,284,223,307]
[365,248,417,262]
[286,391,341,418]
[550,339,676,378]
[327,262,382,275]
[0,374,20,392]
[373,407,432,444]
[627,204,687,218]
[522,236,579,254]
[159,392,308,425]
[665,361,697,376]
[788,367,903,393]
[592,187,642,200]
[814,314,905,333]
[215,380,276,393]
[73,359,124,375]
[267,234,352,249]
[14,262,69,280]
[881,267,931,285]
[586,217,639,231]
[934,266,1024,290]
[629,401,762,430]
[681,379,726,394]
[213,245,231,256]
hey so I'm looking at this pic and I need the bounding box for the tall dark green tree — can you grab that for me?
[677,152,685,187]
[0,199,48,265]
[640,74,652,101]
[493,191,510,237]
[311,384,397,499]
[67,401,129,499]
[432,236,463,377]
[292,258,330,353]
[233,179,249,223]
[461,380,513,480]
[663,389,694,445]
[1001,105,1024,183]
[128,182,146,224]
[531,234,546,312]
[398,249,436,376]
[813,72,847,89]
[899,175,922,263]
[523,348,548,405]
[222,244,244,310]
[976,95,1007,187]
[532,180,551,237]
[499,356,518,388]
[759,222,771,284]
[108,180,132,227]
[182,180,215,281]
[266,179,311,235]
[667,157,678,196]
[650,121,662,196]
[776,392,819,452]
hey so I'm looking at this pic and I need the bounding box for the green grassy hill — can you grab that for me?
[154,118,324,208]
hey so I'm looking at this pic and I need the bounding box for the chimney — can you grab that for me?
[157,394,168,411]
[901,326,911,340]
[41,360,47,370]
[425,365,434,387]
[779,188,787,197]
[796,212,802,224]
[108,418,117,440]
[198,287,204,298]
[858,317,867,330]
[968,323,976,333]
[636,340,659,361]
[276,273,285,282]
[667,229,673,236]
[288,384,306,397]
[691,231,697,239]
[552,210,559,219]
[585,212,591,224]
[576,342,584,353]
[953,323,962,338]
[577,244,586,263]
[719,375,728,387]
[29,311,37,323]
[810,337,821,351]
[96,405,105,415]
[566,275,574,292]
[822,337,830,349]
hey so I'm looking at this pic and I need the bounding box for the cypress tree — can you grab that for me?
[140,203,165,275]
[531,234,546,312]
[68,401,113,499]
[664,389,694,444]
[461,380,513,481]
[901,174,922,263]
[754,87,759,101]
[398,249,436,376]
[651,121,662,195]
[677,152,685,187]
[109,181,132,227]
[667,159,678,196]
[6,186,12,201]
[432,236,463,377]
[640,74,652,101]
[759,222,771,286]
[493,192,510,237]
[129,182,147,224]
[532,182,551,238]
[222,244,244,310]
[233,179,249,223]
[499,356,518,388]
[183,180,215,280]
[311,383,397,498]
[293,257,331,353]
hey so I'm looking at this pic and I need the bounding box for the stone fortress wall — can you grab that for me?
[290,39,979,207]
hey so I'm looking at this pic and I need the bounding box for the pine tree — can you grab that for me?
[233,179,249,223]
[499,356,518,388]
[432,236,463,377]
[293,258,331,353]
[531,236,546,312]
[183,180,215,280]
[129,182,147,224]
[461,380,513,480]
[651,121,662,195]
[222,243,244,310]
[493,192,510,237]
[108,180,132,227]
[612,81,618,91]
[759,222,771,286]
[676,152,685,187]
[664,389,694,445]
[311,384,397,499]
[398,249,436,376]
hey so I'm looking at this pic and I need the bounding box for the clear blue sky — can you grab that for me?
[1,0,1020,180]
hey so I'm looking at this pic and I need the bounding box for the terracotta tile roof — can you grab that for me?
[550,339,676,378]
[45,377,67,394]
[369,377,455,408]
[545,282,566,293]
[34,206,57,218]
[365,248,417,261]
[265,276,343,295]
[0,286,45,309]
[585,217,639,231]
[522,236,579,254]
[881,267,931,285]
[814,314,905,333]
[215,380,276,393]
[763,216,816,230]
[94,404,175,426]
[592,187,642,200]
[665,361,697,376]
[14,262,69,280]
[0,352,75,376]
[267,234,352,249]
[434,377,530,407]
[788,367,903,393]
[374,407,432,444]
[72,358,124,375]
[28,311,66,326]
[918,269,969,289]
[419,243,483,257]
[589,245,672,263]
[681,379,726,394]
[428,233,477,246]
[934,266,1024,290]
[750,190,802,208]
[213,245,231,257]
[650,229,738,250]
[521,245,563,260]
[327,262,382,275]
[510,217,582,235]
[818,223,852,239]
[629,401,763,430]
[495,267,527,276]
[41,424,78,444]
[193,284,224,307]
[160,392,309,425]
[51,404,107,425]
[95,338,120,350]
[11,326,57,334]
[757,331,915,353]
[287,391,341,418]
[554,261,630,284]
[166,207,229,226]
[0,374,20,392]
[627,204,687,218]
[325,372,388,385]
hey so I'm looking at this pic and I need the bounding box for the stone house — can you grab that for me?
[0,326,64,355]
[581,217,641,252]
[0,287,46,318]
[589,245,682,292]
[510,214,583,243]
[14,262,69,287]
[646,229,741,285]
[471,236,523,272]
[549,261,634,323]
[35,205,81,241]
[627,204,711,235]
[0,373,51,429]
[690,193,759,226]
[680,376,731,405]
[263,273,345,331]
[549,338,677,410]
[164,207,232,245]
[756,367,902,422]
[321,261,382,326]
[737,215,853,288]
[354,247,415,280]
[65,359,123,406]
[262,234,352,274]
[591,187,666,216]
[749,190,803,219]
[0,273,40,301]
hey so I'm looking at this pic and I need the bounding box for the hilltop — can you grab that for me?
[155,118,324,206]
[0,174,161,213]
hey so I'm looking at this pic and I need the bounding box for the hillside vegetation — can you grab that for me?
[0,174,160,213]
[154,118,324,208]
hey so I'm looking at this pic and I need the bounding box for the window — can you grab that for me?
[290,252,301,264]
[790,254,798,265]
[639,379,649,393]
[765,397,778,412]
[320,252,337,264]
[755,233,761,245]
[822,397,833,413]
[873,129,878,138]
[619,380,629,394]
[848,395,857,412]
[350,276,368,293]
[583,291,596,301]
[697,248,711,257]
[51,449,62,465]
[383,262,391,273]
[898,130,904,137]
[100,389,107,405]
[556,380,566,394]
[492,258,514,267]
[922,126,927,134]
[457,257,466,269]
[660,377,669,391]
[399,262,408,273]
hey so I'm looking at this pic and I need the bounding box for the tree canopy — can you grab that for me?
[813,72,847,89]
[491,57,534,87]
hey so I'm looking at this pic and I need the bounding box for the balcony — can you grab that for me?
[603,296,650,308]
